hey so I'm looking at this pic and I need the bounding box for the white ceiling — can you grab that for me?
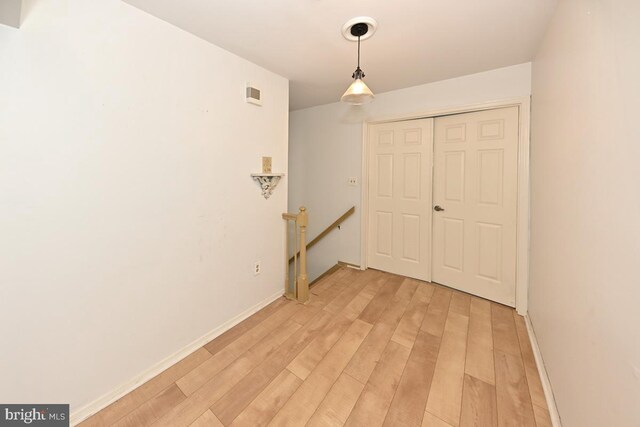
[123,0,557,110]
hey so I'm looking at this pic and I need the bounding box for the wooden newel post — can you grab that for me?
[283,219,292,299]
[296,206,309,303]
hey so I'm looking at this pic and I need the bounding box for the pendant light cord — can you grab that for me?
[352,34,365,80]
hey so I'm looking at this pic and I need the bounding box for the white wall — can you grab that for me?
[0,0,288,418]
[289,63,531,280]
[530,1,640,426]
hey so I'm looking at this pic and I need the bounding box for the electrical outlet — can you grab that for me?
[254,261,261,275]
[348,177,358,186]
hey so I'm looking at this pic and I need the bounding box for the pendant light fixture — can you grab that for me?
[341,19,376,105]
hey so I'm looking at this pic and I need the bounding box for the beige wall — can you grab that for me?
[0,0,288,419]
[530,0,640,425]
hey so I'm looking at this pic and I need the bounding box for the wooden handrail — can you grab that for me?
[288,206,355,264]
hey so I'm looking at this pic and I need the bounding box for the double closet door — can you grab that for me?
[367,106,519,306]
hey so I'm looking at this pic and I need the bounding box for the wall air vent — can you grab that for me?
[246,83,262,106]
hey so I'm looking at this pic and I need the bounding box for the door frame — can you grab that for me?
[360,96,531,314]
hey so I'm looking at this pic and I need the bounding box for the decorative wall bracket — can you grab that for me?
[251,173,284,199]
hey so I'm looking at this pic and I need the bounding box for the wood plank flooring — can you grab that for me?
[79,268,551,427]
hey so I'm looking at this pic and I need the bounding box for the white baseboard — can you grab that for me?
[524,315,562,427]
[70,290,284,426]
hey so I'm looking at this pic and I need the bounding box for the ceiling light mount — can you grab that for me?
[342,16,377,42]
[350,22,369,38]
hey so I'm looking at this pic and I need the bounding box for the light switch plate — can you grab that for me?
[262,157,272,173]
[348,177,358,186]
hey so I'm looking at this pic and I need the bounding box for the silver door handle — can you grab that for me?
[434,205,445,212]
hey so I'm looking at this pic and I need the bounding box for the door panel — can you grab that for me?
[402,153,422,199]
[368,118,433,281]
[401,214,420,261]
[376,154,394,197]
[375,211,393,257]
[443,218,464,271]
[478,149,504,205]
[432,107,519,306]
[444,151,465,201]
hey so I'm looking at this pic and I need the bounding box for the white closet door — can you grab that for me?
[368,118,433,281]
[432,107,519,306]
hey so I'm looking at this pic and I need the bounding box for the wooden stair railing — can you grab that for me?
[282,206,355,303]
[288,206,355,264]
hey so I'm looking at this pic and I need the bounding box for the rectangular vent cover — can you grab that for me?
[246,84,262,106]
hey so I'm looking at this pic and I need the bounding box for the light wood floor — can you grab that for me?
[80,268,552,427]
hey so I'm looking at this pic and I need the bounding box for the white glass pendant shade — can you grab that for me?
[341,78,374,105]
